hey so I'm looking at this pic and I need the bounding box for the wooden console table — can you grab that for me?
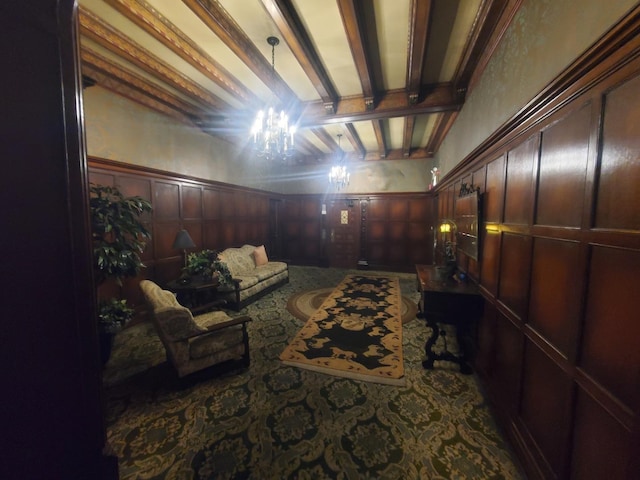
[415,264,484,374]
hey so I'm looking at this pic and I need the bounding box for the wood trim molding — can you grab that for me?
[103,0,256,104]
[88,157,281,198]
[78,6,230,111]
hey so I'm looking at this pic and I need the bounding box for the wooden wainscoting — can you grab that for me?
[435,17,640,479]
[282,194,434,271]
[89,159,278,316]
[89,160,436,317]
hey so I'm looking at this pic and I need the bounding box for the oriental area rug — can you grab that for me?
[287,286,418,324]
[280,274,405,385]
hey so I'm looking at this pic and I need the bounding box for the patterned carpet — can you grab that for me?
[281,274,405,385]
[103,265,524,479]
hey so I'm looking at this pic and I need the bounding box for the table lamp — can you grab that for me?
[172,229,196,267]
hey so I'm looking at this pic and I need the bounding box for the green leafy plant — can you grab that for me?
[90,183,152,351]
[90,184,153,286]
[97,298,134,334]
[184,249,232,285]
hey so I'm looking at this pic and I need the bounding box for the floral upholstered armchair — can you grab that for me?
[139,280,251,378]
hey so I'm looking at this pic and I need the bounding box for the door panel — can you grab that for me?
[326,200,360,268]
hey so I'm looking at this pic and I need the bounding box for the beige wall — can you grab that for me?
[436,0,637,177]
[272,158,434,195]
[84,86,273,190]
[83,86,434,194]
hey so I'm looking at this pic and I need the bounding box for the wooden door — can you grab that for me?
[326,199,360,268]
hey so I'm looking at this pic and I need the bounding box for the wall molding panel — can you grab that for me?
[434,10,640,479]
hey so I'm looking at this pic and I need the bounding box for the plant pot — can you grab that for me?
[99,331,114,366]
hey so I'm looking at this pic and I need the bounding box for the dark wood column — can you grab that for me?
[0,1,108,478]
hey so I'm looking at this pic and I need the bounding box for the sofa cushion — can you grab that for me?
[253,262,287,281]
[219,246,257,277]
[193,310,234,329]
[189,329,245,359]
[253,245,269,266]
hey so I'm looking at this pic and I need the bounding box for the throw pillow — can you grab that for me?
[253,245,269,266]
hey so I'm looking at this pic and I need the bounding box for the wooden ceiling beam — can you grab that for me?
[454,0,524,95]
[79,7,231,112]
[425,111,458,156]
[362,146,432,161]
[402,116,416,158]
[81,64,196,125]
[406,0,432,104]
[311,127,340,152]
[337,0,377,110]
[260,0,339,114]
[81,47,205,120]
[293,135,324,158]
[372,119,387,159]
[103,0,257,105]
[300,83,461,126]
[182,0,298,107]
[343,123,366,159]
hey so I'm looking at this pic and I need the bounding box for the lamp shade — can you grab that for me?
[172,229,195,249]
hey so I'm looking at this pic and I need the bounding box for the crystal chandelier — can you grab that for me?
[328,134,350,189]
[251,36,295,161]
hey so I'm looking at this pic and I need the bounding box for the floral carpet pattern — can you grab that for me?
[103,266,524,479]
[280,274,405,385]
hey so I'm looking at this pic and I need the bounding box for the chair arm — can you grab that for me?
[204,315,252,332]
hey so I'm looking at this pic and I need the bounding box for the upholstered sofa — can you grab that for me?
[217,244,289,310]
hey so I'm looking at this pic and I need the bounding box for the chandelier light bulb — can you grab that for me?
[251,37,295,162]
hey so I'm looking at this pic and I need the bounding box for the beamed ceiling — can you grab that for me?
[78,0,521,165]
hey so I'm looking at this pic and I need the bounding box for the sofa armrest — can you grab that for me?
[204,314,252,332]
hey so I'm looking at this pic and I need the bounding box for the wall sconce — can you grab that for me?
[438,219,456,234]
[172,229,195,267]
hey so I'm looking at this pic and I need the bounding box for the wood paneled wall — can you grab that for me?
[89,160,435,314]
[282,194,434,270]
[89,159,276,312]
[436,17,640,479]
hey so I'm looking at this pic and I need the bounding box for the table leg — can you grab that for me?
[422,315,473,374]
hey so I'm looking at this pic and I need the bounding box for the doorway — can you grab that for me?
[325,199,361,268]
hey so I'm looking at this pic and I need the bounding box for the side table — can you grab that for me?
[165,277,225,315]
[415,264,484,374]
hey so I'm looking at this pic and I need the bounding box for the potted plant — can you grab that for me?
[90,183,152,364]
[183,249,232,285]
[97,298,135,364]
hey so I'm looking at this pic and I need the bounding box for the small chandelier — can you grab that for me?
[328,134,350,189]
[251,36,295,161]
